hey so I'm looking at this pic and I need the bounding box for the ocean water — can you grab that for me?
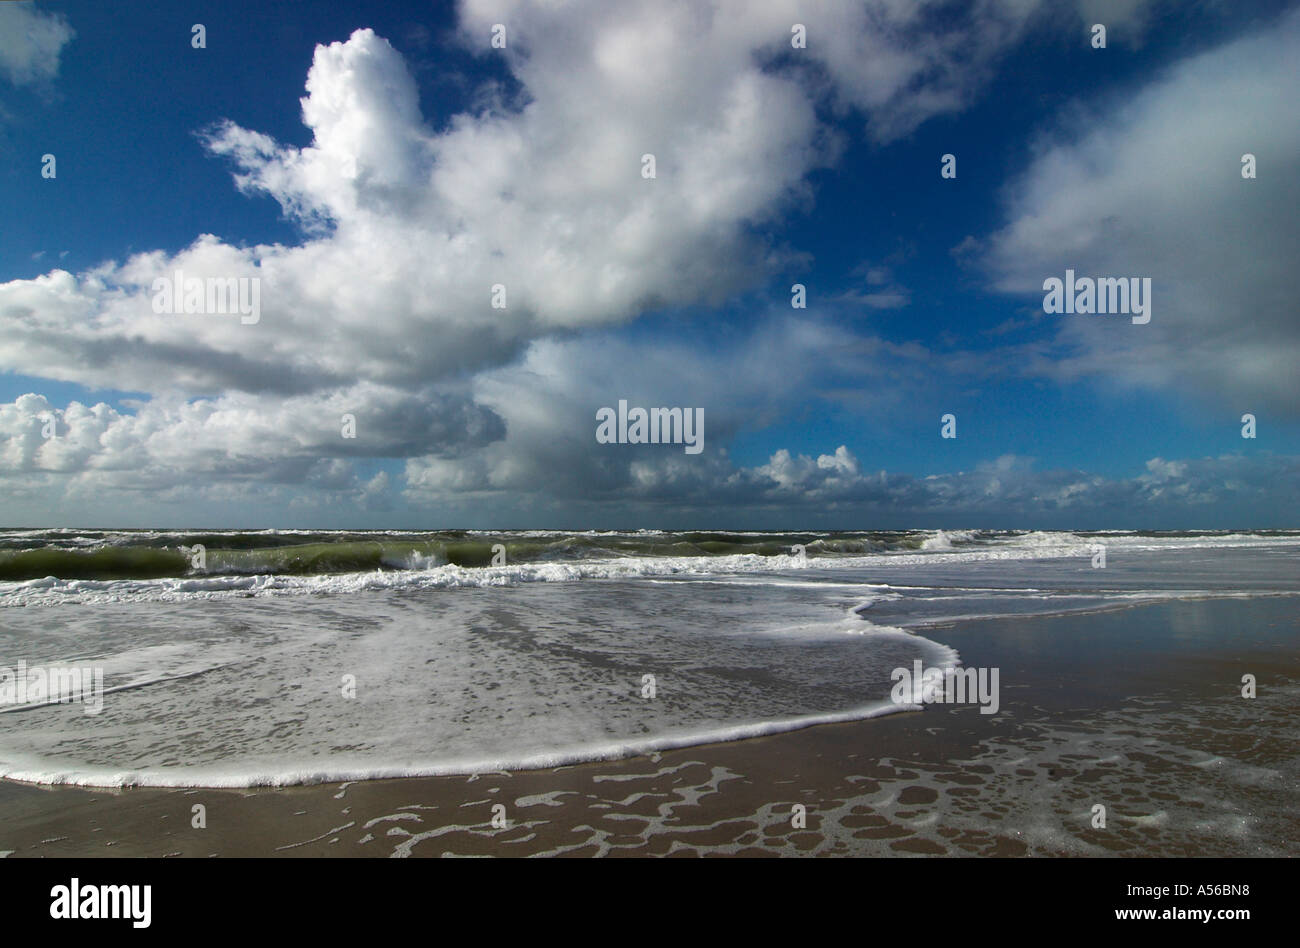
[0,528,1296,787]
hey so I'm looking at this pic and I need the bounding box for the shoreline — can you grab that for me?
[2,595,1295,857]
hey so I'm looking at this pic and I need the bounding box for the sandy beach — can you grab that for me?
[4,595,1294,858]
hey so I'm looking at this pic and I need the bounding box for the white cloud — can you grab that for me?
[0,385,501,497]
[0,2,74,86]
[1,2,1074,403]
[980,6,1300,415]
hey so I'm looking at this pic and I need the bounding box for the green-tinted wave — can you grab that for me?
[0,546,192,581]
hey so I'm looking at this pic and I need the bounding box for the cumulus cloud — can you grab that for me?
[0,2,74,87]
[3,21,813,400]
[0,386,501,499]
[979,5,1300,415]
[0,1,1084,404]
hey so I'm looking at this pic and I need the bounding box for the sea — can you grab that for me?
[0,528,1296,788]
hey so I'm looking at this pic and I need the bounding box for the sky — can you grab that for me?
[0,0,1297,529]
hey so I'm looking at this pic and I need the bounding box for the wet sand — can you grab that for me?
[2,596,1296,857]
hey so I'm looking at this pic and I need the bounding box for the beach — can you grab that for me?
[3,587,1295,858]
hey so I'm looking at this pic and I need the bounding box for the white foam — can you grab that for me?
[0,573,962,789]
[920,529,978,550]
[0,696,929,789]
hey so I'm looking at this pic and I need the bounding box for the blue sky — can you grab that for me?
[1,0,1298,528]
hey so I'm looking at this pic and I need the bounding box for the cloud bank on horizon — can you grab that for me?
[1,0,1297,527]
